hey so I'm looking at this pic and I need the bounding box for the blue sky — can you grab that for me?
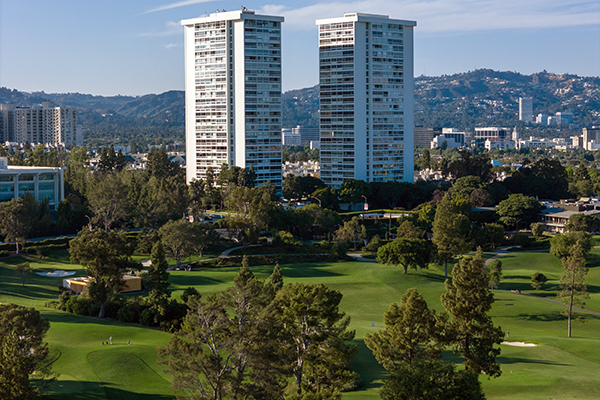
[0,0,598,96]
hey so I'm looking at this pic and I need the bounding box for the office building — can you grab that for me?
[414,126,442,148]
[182,8,284,187]
[282,128,301,146]
[291,125,319,145]
[317,13,416,187]
[519,97,533,123]
[430,128,465,149]
[555,112,574,126]
[0,104,17,142]
[0,157,64,210]
[474,127,510,146]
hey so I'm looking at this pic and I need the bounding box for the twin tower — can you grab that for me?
[182,9,416,188]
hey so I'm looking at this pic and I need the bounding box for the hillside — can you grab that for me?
[1,69,598,146]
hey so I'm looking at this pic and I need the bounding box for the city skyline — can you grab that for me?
[1,0,599,96]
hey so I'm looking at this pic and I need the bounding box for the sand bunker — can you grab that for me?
[501,341,537,347]
[36,270,76,278]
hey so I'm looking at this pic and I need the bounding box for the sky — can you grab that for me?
[0,0,599,96]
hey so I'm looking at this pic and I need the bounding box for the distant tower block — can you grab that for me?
[519,97,533,123]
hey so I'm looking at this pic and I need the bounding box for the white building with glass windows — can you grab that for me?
[316,13,416,187]
[0,157,64,210]
[181,8,284,188]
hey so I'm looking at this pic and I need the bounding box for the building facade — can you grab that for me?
[291,125,319,145]
[0,102,77,146]
[317,13,416,187]
[414,126,441,148]
[182,9,284,188]
[474,127,510,146]
[0,157,64,210]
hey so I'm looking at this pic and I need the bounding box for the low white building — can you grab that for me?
[485,139,515,151]
[0,157,64,210]
[431,128,466,149]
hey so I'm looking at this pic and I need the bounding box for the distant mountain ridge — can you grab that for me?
[1,69,598,145]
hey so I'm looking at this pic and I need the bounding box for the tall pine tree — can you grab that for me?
[441,250,503,377]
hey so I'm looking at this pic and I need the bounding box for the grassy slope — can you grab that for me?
[1,249,600,399]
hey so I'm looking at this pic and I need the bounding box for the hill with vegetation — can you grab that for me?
[1,69,598,146]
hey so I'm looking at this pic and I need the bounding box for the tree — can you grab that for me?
[158,263,288,399]
[550,232,592,337]
[69,228,138,318]
[159,220,217,267]
[275,283,358,397]
[565,213,600,233]
[441,250,503,377]
[448,150,492,182]
[224,185,277,244]
[364,234,382,253]
[339,179,370,204]
[0,304,57,400]
[531,272,548,290]
[15,262,32,287]
[86,172,128,231]
[481,223,505,250]
[380,359,485,400]
[158,295,236,400]
[496,194,540,230]
[487,259,503,289]
[0,198,30,254]
[334,217,366,250]
[365,288,441,369]
[148,241,170,294]
[377,238,432,274]
[432,193,471,279]
[531,222,544,237]
[396,219,425,239]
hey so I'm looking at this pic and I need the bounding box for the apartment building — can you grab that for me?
[182,8,284,188]
[317,13,416,187]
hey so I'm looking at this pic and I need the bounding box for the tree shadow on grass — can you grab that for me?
[517,312,566,322]
[585,253,600,269]
[496,356,572,367]
[45,380,174,400]
[167,274,224,287]
[278,263,344,279]
[349,339,385,391]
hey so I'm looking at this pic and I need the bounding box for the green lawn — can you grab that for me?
[1,248,600,400]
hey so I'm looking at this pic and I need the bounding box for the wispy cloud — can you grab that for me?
[163,43,180,49]
[138,21,182,37]
[143,0,213,14]
[259,0,600,33]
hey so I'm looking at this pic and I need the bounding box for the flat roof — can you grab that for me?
[182,9,283,26]
[317,13,416,26]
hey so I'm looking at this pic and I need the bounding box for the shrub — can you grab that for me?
[531,223,544,237]
[0,250,10,258]
[329,241,348,261]
[140,307,160,326]
[45,300,61,309]
[181,287,200,304]
[531,272,548,290]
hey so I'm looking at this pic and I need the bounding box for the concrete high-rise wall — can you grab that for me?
[317,13,416,187]
[182,9,284,188]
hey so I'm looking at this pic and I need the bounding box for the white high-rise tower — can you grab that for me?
[182,9,284,187]
[316,13,416,187]
[519,97,533,123]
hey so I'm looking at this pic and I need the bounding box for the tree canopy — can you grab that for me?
[0,304,57,400]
